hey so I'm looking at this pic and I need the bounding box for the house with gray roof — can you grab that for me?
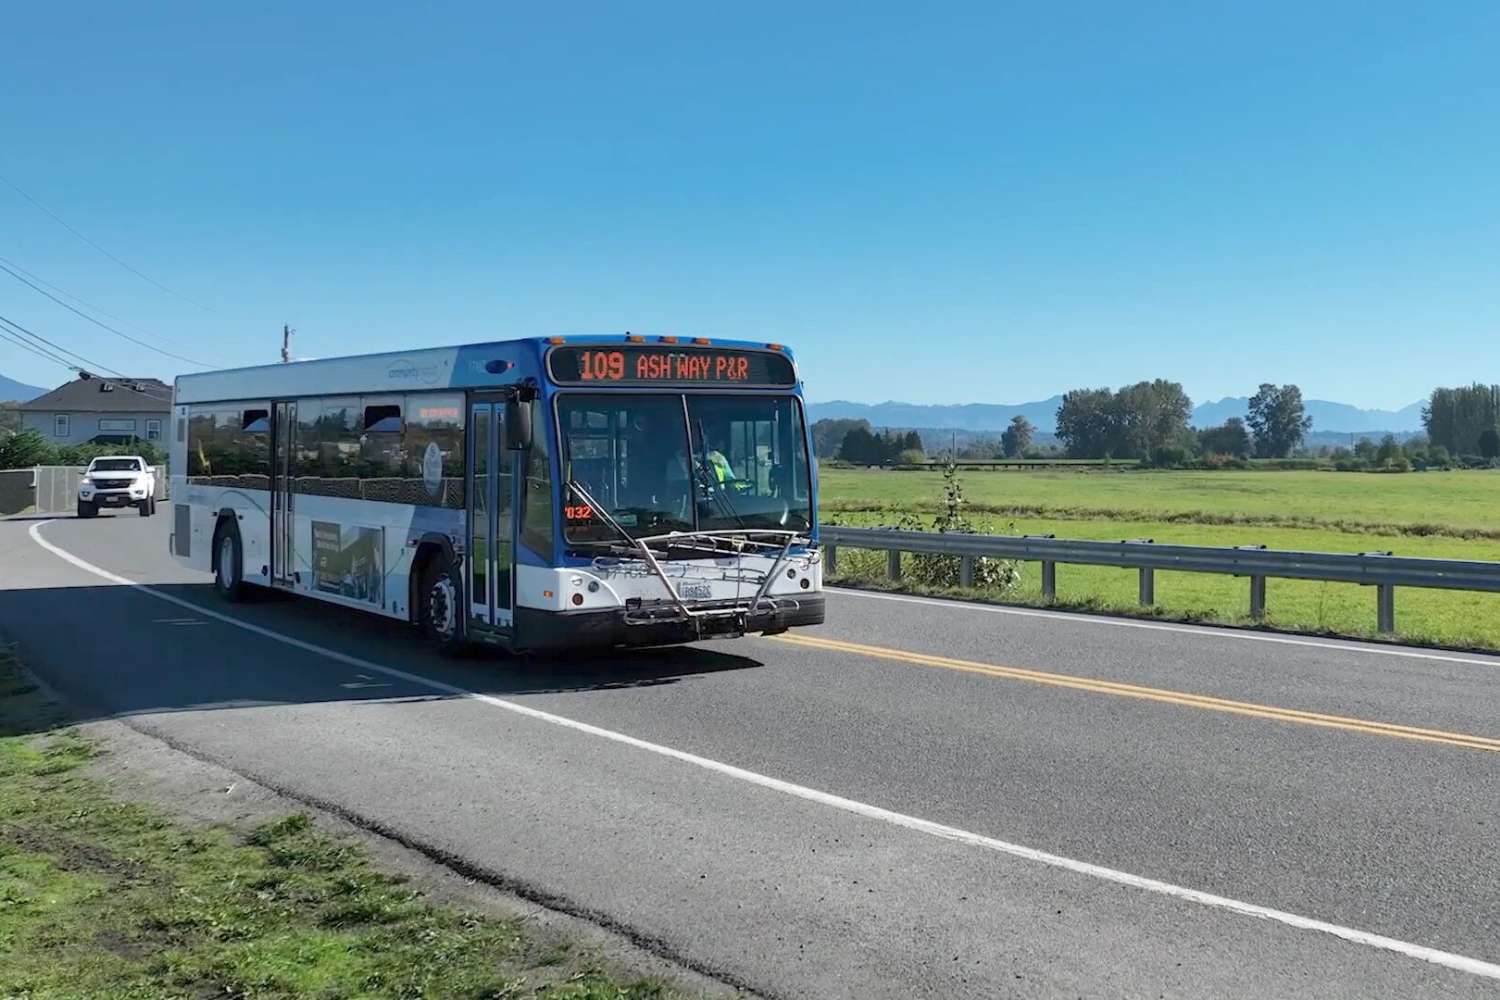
[18,375,172,447]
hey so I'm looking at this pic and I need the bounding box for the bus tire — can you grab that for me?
[212,519,247,602]
[419,552,465,655]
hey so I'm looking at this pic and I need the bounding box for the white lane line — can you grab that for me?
[27,520,1500,983]
[829,586,1500,669]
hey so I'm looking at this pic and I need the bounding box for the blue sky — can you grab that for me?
[2,2,1497,408]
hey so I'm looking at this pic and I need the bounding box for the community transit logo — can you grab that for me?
[387,358,443,386]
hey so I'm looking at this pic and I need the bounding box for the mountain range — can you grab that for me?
[0,374,46,402]
[808,396,1426,435]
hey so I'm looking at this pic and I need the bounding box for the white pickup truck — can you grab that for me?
[77,455,158,518]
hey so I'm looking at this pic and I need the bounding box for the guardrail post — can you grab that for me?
[1041,561,1056,601]
[887,548,902,581]
[1377,585,1395,633]
[959,555,975,588]
[824,544,837,576]
[1249,576,1266,620]
[1125,539,1154,606]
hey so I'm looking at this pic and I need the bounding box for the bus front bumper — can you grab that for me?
[513,594,825,652]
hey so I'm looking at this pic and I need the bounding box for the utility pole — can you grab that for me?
[281,325,294,363]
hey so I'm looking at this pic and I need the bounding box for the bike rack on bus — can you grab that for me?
[566,479,813,636]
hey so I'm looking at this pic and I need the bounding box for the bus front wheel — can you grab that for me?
[213,520,247,602]
[419,553,465,655]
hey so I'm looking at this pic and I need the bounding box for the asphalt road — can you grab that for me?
[3,512,1499,998]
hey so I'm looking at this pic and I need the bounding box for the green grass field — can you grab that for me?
[818,467,1500,650]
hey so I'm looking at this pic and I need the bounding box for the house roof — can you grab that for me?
[18,376,172,413]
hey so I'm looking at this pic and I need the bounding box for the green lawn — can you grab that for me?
[819,467,1500,538]
[0,651,682,1000]
[819,467,1500,650]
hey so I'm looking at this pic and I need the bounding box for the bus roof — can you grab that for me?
[172,335,798,404]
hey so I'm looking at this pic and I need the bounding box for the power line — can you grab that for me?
[0,254,203,354]
[0,327,174,405]
[0,312,125,377]
[0,259,213,368]
[0,172,212,312]
[0,324,77,371]
[0,314,177,404]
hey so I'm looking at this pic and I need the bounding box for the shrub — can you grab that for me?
[895,448,927,466]
[1147,445,1189,469]
[831,463,1020,593]
[0,428,57,469]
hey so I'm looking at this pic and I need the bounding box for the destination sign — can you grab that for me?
[548,346,795,387]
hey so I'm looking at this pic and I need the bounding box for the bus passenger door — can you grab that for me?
[467,401,513,631]
[271,400,296,586]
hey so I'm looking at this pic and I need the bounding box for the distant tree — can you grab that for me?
[814,418,873,458]
[1423,384,1500,454]
[1353,437,1378,462]
[900,431,924,454]
[1116,380,1193,458]
[0,427,56,469]
[1196,417,1251,458]
[1481,428,1500,460]
[1055,388,1117,458]
[1000,415,1034,458]
[1246,383,1313,458]
[1055,381,1192,459]
[1376,434,1401,466]
[837,426,880,464]
[1429,444,1451,467]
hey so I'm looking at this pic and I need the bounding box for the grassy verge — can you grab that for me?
[0,649,680,1000]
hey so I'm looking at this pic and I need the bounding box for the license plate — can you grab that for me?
[678,582,712,601]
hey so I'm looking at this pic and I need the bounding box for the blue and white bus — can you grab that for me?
[169,336,823,652]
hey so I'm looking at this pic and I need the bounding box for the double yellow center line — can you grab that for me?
[770,634,1500,754]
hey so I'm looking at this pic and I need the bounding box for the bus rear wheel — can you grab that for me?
[419,553,465,655]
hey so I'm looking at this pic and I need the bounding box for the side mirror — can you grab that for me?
[503,396,533,451]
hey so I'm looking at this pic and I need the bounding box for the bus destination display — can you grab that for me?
[548,346,795,387]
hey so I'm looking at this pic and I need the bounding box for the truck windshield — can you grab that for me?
[90,459,142,471]
[557,394,811,544]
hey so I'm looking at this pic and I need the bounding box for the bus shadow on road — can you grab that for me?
[0,581,766,734]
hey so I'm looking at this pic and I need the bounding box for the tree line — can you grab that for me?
[1053,381,1311,461]
[807,379,1500,469]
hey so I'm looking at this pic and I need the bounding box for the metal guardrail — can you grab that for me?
[820,526,1500,634]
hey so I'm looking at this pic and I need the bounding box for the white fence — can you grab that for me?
[0,466,168,516]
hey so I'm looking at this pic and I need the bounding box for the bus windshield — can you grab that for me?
[557,393,811,544]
